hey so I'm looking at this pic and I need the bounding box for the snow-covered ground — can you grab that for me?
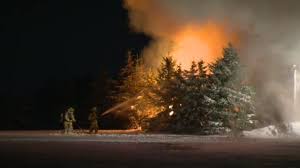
[243,122,300,138]
[3,124,300,143]
[0,130,228,143]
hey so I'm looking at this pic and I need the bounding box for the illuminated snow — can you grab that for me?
[244,122,300,138]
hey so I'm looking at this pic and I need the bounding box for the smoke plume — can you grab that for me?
[124,0,300,122]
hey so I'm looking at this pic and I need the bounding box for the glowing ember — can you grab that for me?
[171,22,235,69]
[234,106,240,113]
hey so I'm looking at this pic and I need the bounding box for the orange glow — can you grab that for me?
[170,22,236,69]
[234,106,240,113]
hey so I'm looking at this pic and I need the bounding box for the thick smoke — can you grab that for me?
[124,0,300,122]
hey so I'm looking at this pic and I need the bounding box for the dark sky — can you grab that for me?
[0,0,150,96]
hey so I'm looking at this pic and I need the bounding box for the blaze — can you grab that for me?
[170,22,236,69]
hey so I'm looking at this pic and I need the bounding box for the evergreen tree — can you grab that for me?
[128,60,159,129]
[148,57,182,131]
[114,52,158,129]
[171,60,216,133]
[114,52,136,103]
[209,43,256,135]
[197,60,207,79]
[174,61,199,131]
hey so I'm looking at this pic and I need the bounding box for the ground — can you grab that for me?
[1,131,300,168]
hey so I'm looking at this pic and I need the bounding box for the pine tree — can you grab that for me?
[128,60,159,129]
[114,53,158,129]
[171,60,217,133]
[209,43,256,135]
[148,57,183,131]
[198,60,207,79]
[176,61,200,131]
[114,52,136,103]
[195,60,218,134]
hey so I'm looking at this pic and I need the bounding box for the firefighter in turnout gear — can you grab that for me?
[88,107,99,134]
[64,107,76,134]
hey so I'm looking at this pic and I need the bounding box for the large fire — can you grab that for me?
[170,22,236,69]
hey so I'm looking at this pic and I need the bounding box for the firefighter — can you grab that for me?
[88,107,99,134]
[64,107,76,134]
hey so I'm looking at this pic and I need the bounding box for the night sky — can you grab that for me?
[0,0,150,129]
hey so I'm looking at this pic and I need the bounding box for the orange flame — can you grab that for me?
[170,22,236,69]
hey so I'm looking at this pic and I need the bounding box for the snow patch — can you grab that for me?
[244,122,300,138]
[243,125,280,138]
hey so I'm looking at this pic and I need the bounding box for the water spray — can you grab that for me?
[101,95,143,116]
